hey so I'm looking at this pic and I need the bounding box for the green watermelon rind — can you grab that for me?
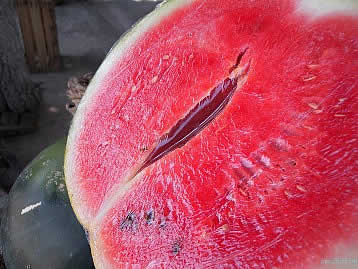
[1,139,94,269]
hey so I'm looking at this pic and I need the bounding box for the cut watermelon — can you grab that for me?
[65,0,358,268]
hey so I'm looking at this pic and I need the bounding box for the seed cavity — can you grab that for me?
[259,155,271,167]
[238,187,249,198]
[140,145,148,153]
[159,217,166,228]
[284,190,293,199]
[258,194,264,204]
[241,157,254,169]
[308,103,319,110]
[271,138,290,152]
[120,212,136,230]
[306,64,319,70]
[296,185,307,193]
[172,239,183,255]
[151,76,158,84]
[145,209,155,225]
[218,224,229,232]
[303,125,314,130]
[303,75,316,81]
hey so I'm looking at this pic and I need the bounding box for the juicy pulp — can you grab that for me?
[65,0,358,268]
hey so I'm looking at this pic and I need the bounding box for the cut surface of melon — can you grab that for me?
[65,0,358,268]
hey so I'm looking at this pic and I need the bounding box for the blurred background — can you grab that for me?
[0,0,163,191]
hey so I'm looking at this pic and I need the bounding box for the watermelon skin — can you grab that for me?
[1,139,95,269]
[65,0,358,268]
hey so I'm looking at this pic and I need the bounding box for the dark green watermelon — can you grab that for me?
[1,139,94,269]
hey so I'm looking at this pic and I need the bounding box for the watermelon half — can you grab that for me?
[65,0,358,268]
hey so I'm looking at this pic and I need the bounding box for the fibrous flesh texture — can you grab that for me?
[65,0,358,268]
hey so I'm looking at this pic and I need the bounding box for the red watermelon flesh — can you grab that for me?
[65,0,358,268]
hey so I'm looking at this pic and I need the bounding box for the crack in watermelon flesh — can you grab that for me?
[140,56,250,173]
[65,0,358,268]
